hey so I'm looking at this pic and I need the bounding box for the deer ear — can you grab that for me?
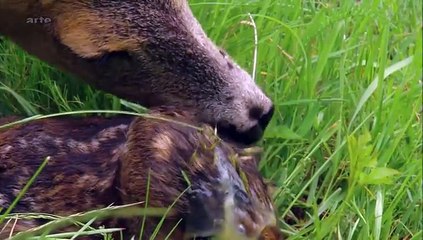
[54,9,139,58]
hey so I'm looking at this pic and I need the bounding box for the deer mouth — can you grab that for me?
[217,123,264,146]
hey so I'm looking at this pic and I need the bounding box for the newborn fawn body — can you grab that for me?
[0,108,282,239]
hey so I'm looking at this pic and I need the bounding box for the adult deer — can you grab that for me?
[0,0,274,145]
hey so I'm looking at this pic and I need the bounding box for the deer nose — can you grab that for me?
[249,104,274,130]
[216,105,274,146]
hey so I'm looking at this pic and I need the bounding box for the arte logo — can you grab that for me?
[26,17,51,24]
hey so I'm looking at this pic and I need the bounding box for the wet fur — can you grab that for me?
[0,109,280,239]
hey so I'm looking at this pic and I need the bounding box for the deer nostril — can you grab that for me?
[249,105,274,128]
[258,105,274,129]
[249,106,264,121]
[216,106,274,145]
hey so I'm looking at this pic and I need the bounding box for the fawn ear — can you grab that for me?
[54,9,140,58]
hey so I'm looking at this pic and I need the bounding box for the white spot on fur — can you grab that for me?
[1,145,12,153]
[0,145,13,159]
[67,140,91,154]
[54,138,63,146]
[0,193,9,206]
[18,139,28,148]
[97,124,128,141]
[89,140,100,149]
[152,131,173,161]
[64,124,127,154]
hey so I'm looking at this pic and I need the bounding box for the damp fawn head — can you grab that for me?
[120,107,281,239]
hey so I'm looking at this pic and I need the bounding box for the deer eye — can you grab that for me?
[94,51,133,66]
[238,224,246,234]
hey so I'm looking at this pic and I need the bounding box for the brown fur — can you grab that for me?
[0,0,274,145]
[0,107,282,239]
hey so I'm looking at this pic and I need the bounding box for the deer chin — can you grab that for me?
[216,123,263,146]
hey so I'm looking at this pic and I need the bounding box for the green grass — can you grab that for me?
[0,0,422,239]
